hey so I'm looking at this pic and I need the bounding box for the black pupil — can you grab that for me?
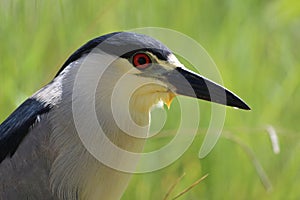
[137,56,147,65]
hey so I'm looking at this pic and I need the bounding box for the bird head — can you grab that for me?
[59,32,250,121]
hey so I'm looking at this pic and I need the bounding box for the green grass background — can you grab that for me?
[0,0,300,199]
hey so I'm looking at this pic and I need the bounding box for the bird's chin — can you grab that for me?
[160,91,176,109]
[130,84,176,113]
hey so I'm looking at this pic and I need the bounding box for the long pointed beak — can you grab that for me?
[165,67,250,110]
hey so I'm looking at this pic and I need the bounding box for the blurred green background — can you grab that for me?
[0,0,300,199]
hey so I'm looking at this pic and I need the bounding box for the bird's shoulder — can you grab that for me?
[0,93,55,163]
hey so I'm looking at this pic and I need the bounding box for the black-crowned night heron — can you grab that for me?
[0,32,250,200]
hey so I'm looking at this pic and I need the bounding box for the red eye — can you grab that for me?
[132,53,151,69]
